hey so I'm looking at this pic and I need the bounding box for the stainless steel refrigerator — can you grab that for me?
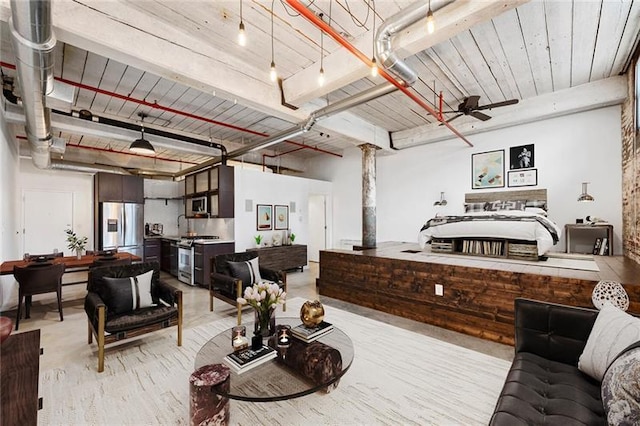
[99,202,144,258]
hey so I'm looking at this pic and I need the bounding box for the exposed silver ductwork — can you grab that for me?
[176,82,398,177]
[9,0,56,169]
[376,0,451,86]
[50,160,131,175]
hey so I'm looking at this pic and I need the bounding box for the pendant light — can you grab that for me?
[426,0,435,34]
[433,192,448,206]
[238,0,246,46]
[269,0,277,82]
[318,29,325,86]
[370,0,378,78]
[577,182,595,202]
[129,112,155,155]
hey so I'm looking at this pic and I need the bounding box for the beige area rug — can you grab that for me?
[38,298,511,425]
[421,248,600,272]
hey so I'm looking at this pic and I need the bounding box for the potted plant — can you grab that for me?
[289,232,296,244]
[254,234,263,248]
[65,229,88,259]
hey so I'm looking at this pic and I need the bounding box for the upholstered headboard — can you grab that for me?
[465,189,547,205]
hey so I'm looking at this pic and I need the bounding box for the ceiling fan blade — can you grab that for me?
[476,99,519,111]
[440,113,463,125]
[461,95,480,110]
[470,111,491,121]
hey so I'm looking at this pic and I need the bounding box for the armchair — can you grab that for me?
[84,261,182,372]
[210,252,287,324]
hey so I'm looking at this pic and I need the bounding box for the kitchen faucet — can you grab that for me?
[177,214,186,231]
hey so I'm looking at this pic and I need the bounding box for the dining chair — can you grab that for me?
[90,257,132,268]
[13,263,66,330]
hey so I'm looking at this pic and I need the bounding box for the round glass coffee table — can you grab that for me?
[194,318,354,402]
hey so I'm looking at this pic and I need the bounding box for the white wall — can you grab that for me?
[0,106,21,309]
[233,167,332,258]
[305,106,624,254]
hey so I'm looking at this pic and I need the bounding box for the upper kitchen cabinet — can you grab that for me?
[144,179,183,200]
[95,172,144,203]
[184,165,234,218]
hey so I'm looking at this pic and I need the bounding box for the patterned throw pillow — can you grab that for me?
[227,257,262,286]
[464,202,487,213]
[486,200,526,211]
[101,270,155,314]
[601,346,640,425]
[525,199,547,210]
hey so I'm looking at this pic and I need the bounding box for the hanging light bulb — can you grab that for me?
[269,0,277,82]
[270,61,277,82]
[318,67,325,86]
[370,58,379,77]
[426,6,435,34]
[238,21,246,46]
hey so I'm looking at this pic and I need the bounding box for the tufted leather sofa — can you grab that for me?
[490,298,605,425]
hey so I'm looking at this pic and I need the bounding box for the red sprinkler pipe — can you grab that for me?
[1,61,342,157]
[284,0,473,147]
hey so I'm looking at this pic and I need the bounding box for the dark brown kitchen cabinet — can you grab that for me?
[193,242,235,287]
[161,239,178,277]
[185,165,234,218]
[95,172,144,203]
[144,238,161,263]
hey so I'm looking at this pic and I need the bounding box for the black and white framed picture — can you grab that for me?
[508,169,538,187]
[509,144,534,170]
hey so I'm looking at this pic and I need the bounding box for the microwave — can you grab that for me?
[188,196,207,216]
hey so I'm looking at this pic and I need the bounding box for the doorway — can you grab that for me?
[308,194,327,262]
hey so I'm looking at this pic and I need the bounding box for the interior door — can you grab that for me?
[308,195,327,262]
[23,190,73,255]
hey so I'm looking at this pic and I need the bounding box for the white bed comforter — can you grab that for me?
[418,210,562,256]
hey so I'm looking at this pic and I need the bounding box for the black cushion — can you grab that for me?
[104,306,178,334]
[490,352,605,426]
[227,258,262,286]
[101,270,155,314]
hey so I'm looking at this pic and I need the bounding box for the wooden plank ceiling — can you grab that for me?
[0,0,638,175]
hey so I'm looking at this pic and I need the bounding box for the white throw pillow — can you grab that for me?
[578,303,640,381]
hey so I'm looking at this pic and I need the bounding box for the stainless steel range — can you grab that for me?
[177,236,220,285]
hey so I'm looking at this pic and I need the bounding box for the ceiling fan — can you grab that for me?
[441,95,519,123]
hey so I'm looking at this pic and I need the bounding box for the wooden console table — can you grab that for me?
[565,224,614,255]
[1,329,41,426]
[246,244,307,271]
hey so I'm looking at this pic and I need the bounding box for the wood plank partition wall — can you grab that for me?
[317,247,640,346]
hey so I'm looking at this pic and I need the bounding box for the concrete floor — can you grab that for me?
[3,261,514,371]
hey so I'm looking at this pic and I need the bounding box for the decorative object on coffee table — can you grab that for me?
[189,364,230,426]
[300,300,325,327]
[237,281,286,337]
[592,280,629,311]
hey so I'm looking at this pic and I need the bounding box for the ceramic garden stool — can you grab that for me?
[189,364,231,426]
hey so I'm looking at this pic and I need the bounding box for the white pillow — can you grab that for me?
[578,303,640,381]
[524,206,548,216]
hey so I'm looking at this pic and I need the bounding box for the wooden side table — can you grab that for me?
[565,224,614,255]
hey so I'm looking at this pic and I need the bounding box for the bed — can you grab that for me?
[418,189,562,259]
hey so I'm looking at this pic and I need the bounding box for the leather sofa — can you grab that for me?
[490,298,605,425]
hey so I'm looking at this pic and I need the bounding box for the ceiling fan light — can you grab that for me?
[238,21,246,46]
[270,61,277,82]
[426,9,435,34]
[129,137,155,155]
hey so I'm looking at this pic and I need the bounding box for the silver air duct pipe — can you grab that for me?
[9,0,56,169]
[50,160,131,175]
[376,0,450,86]
[175,82,398,177]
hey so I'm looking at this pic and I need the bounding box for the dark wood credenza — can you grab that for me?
[247,244,307,272]
[1,329,41,426]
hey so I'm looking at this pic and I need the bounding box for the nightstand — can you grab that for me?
[564,224,614,255]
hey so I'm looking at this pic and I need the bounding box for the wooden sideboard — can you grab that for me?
[247,244,307,272]
[1,329,41,426]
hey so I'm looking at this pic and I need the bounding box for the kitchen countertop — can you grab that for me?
[144,235,234,244]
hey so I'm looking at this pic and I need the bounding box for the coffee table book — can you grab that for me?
[223,345,277,374]
[291,321,334,343]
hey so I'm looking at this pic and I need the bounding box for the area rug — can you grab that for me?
[421,248,599,271]
[38,298,511,425]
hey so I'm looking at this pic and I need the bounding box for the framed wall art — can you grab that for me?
[509,144,534,170]
[508,169,538,187]
[472,149,505,189]
[256,204,272,230]
[274,205,289,230]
